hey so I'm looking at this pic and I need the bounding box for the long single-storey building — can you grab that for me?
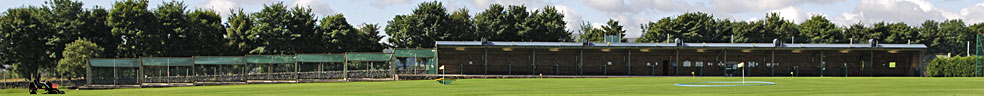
[435,40,926,76]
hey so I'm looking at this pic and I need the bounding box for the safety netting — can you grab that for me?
[296,54,345,79]
[193,56,247,82]
[141,57,194,83]
[394,49,437,74]
[246,55,297,80]
[346,53,394,79]
[87,58,141,85]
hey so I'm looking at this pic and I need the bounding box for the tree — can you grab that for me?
[187,9,227,55]
[446,8,477,41]
[884,22,916,44]
[581,19,625,42]
[248,2,295,54]
[288,6,319,53]
[672,12,719,42]
[844,22,868,43]
[57,39,103,79]
[762,12,799,43]
[386,1,452,48]
[154,1,190,56]
[354,23,386,52]
[0,6,58,78]
[639,17,673,43]
[109,0,161,57]
[320,14,357,52]
[799,15,842,43]
[523,6,570,42]
[225,9,254,55]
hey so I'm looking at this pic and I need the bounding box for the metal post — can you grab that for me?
[579,48,584,75]
[343,54,348,81]
[676,48,680,76]
[294,56,299,80]
[113,60,117,86]
[87,60,92,86]
[484,47,488,75]
[533,48,536,74]
[628,49,632,75]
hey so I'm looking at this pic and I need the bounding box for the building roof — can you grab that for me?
[435,41,927,49]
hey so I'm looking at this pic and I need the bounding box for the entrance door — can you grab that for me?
[662,60,669,76]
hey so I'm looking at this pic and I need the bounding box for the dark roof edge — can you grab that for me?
[434,41,927,49]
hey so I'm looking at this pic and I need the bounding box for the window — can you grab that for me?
[683,60,691,67]
[889,62,896,68]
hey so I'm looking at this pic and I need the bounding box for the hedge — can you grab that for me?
[925,56,980,77]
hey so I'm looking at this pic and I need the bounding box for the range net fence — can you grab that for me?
[346,53,394,79]
[88,58,141,85]
[246,55,297,80]
[193,56,246,82]
[296,54,345,79]
[87,52,404,85]
[141,57,193,83]
[394,49,437,74]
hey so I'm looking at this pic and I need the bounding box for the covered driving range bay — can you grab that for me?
[436,40,926,77]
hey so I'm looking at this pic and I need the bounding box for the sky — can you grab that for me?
[4,0,984,38]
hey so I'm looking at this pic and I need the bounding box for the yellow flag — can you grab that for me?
[737,62,745,68]
[439,65,445,70]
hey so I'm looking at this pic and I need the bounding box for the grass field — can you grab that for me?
[2,77,983,96]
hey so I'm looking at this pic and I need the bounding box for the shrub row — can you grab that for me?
[926,56,980,77]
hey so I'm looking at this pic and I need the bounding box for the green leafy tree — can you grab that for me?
[109,0,162,57]
[0,6,58,78]
[581,19,625,42]
[319,14,357,52]
[248,2,295,54]
[523,6,570,42]
[56,39,103,79]
[225,9,254,55]
[288,6,319,53]
[843,23,868,43]
[354,23,387,52]
[385,1,452,48]
[187,9,227,55]
[154,1,190,56]
[639,17,673,43]
[762,12,799,43]
[446,8,478,41]
[884,22,916,44]
[799,15,842,43]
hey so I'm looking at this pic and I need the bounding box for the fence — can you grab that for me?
[86,51,415,86]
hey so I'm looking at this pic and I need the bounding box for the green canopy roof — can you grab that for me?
[193,56,246,65]
[141,57,194,66]
[246,55,295,64]
[90,58,141,67]
[296,54,345,62]
[346,53,392,61]
[394,49,436,57]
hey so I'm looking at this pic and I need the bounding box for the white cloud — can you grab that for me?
[198,0,336,17]
[960,3,984,24]
[200,0,238,16]
[710,0,843,13]
[553,5,584,35]
[369,0,414,9]
[832,0,957,26]
[289,0,335,16]
[771,6,806,23]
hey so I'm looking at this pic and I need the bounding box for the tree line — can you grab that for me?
[1,0,982,79]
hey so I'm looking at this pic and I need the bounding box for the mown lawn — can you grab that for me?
[2,77,983,96]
